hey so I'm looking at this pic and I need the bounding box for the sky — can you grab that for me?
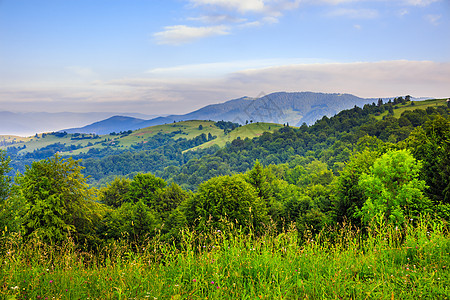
[0,0,449,115]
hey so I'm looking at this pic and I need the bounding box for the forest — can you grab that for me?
[1,98,449,299]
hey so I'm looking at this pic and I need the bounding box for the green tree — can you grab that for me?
[246,161,284,225]
[0,150,21,234]
[0,150,11,202]
[155,182,189,221]
[100,177,131,208]
[127,173,167,207]
[357,150,431,225]
[98,200,157,244]
[405,116,450,206]
[186,175,267,233]
[332,149,379,226]
[18,155,104,244]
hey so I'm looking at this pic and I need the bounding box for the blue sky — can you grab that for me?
[0,0,449,114]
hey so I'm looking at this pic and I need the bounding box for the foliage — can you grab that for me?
[99,176,131,208]
[0,150,11,202]
[98,200,157,244]
[185,175,267,233]
[0,150,20,234]
[357,150,431,225]
[332,149,380,226]
[17,155,104,244]
[405,115,450,207]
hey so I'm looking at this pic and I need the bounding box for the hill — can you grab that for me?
[63,92,380,134]
[0,120,282,158]
[0,111,158,136]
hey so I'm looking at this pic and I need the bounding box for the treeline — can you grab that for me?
[157,101,449,189]
[0,102,449,250]
[74,100,447,188]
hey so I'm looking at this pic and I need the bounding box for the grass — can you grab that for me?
[1,121,285,156]
[1,218,449,299]
[187,122,284,152]
[374,99,448,121]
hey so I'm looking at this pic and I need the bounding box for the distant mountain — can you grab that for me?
[65,116,147,135]
[0,112,159,136]
[18,92,422,135]
[65,92,380,134]
[170,92,378,126]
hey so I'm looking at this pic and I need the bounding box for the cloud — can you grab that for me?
[425,14,441,25]
[187,14,246,24]
[189,0,266,13]
[328,8,379,19]
[153,25,230,45]
[401,0,440,6]
[3,60,448,115]
[151,0,301,45]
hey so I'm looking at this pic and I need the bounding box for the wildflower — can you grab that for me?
[50,280,53,283]
[216,286,220,289]
[211,281,214,284]
[11,286,19,290]
[193,279,196,282]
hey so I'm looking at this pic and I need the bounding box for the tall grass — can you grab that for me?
[1,217,449,299]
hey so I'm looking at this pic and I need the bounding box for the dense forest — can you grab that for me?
[1,97,449,244]
[1,98,449,298]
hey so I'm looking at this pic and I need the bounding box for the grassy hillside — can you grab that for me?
[187,122,284,152]
[1,120,281,156]
[375,98,448,120]
[0,135,30,146]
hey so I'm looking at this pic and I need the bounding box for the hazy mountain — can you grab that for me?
[0,112,159,136]
[62,92,383,134]
[6,92,419,135]
[170,92,378,126]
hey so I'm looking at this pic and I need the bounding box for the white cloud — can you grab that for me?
[3,60,448,115]
[399,9,409,17]
[425,14,441,25]
[153,25,230,45]
[189,0,266,13]
[328,8,379,19]
[154,1,301,45]
[187,14,246,24]
[401,0,440,6]
[313,0,360,4]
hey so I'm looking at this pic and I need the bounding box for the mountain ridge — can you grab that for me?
[64,92,381,134]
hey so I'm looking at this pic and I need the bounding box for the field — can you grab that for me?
[0,121,284,156]
[1,218,449,300]
[375,98,448,120]
[187,122,284,152]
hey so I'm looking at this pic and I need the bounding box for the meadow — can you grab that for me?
[1,217,449,300]
[374,98,448,120]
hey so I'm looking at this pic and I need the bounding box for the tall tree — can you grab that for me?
[405,116,450,206]
[357,150,431,225]
[18,155,104,244]
[186,175,267,233]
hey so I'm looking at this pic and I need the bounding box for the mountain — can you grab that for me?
[65,92,379,134]
[0,112,159,136]
[65,116,147,135]
[170,92,377,126]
